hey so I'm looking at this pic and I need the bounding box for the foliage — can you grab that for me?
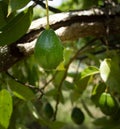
[0,0,120,129]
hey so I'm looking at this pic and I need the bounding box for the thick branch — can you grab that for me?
[0,5,120,72]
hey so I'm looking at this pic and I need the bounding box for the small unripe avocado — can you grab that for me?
[71,107,85,125]
[99,92,118,115]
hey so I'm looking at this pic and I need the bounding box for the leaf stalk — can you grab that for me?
[45,0,50,29]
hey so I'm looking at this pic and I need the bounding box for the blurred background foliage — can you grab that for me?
[0,0,120,129]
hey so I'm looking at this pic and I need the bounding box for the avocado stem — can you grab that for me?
[45,0,50,30]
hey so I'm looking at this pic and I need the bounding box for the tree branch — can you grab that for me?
[0,5,120,72]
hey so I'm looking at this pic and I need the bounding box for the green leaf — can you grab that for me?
[8,79,35,101]
[80,66,99,79]
[10,0,30,12]
[100,58,120,93]
[53,71,65,87]
[75,76,90,94]
[0,6,33,46]
[74,66,99,95]
[56,61,65,71]
[0,89,13,129]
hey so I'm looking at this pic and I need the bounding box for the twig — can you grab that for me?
[38,72,58,99]
[53,69,68,121]
[6,71,44,94]
[40,71,58,90]
[6,70,59,100]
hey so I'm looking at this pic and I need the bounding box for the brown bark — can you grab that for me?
[0,5,120,72]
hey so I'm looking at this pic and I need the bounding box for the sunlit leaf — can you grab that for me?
[80,66,99,79]
[100,59,111,82]
[0,89,13,129]
[100,58,120,93]
[56,61,65,71]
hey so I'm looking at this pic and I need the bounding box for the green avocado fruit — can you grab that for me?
[71,107,85,125]
[34,29,64,70]
[99,92,118,115]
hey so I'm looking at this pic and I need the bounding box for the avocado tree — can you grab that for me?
[0,0,120,129]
